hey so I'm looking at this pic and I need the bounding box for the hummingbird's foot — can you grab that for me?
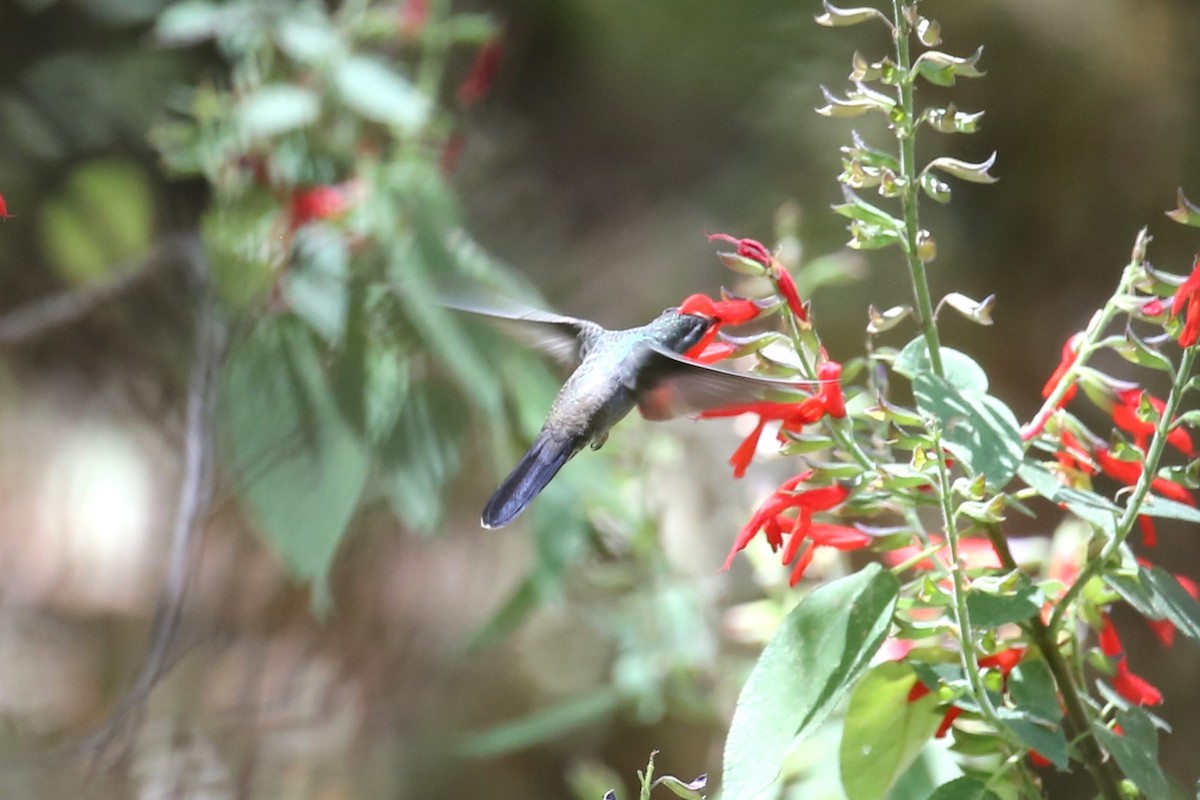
[590,432,609,451]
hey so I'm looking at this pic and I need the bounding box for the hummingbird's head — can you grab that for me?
[654,307,715,354]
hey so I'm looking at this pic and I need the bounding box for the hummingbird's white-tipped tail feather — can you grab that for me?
[481,431,586,529]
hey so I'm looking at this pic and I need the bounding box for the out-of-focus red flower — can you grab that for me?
[908,648,1026,738]
[440,133,465,176]
[1170,257,1200,348]
[457,40,504,107]
[289,185,349,229]
[1112,388,1194,457]
[0,193,12,220]
[724,472,854,577]
[1095,448,1195,507]
[1028,750,1053,768]
[883,536,1001,572]
[1143,297,1165,317]
[1137,516,1157,548]
[1055,429,1097,475]
[707,232,808,321]
[1098,615,1163,705]
[399,0,428,37]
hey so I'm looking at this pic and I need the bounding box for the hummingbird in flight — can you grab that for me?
[450,299,822,529]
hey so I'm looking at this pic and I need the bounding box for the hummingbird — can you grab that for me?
[450,300,818,529]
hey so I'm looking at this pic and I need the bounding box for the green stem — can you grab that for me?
[891,0,943,378]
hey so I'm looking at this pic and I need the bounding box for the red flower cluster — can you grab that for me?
[0,193,12,220]
[723,471,866,584]
[707,233,807,322]
[908,648,1026,738]
[1098,615,1163,706]
[289,185,350,229]
[457,40,504,108]
[699,360,845,478]
[1112,388,1195,457]
[1170,257,1200,348]
[678,292,761,364]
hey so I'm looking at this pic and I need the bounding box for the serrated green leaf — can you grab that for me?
[966,578,1042,627]
[334,55,429,131]
[913,374,1022,489]
[221,319,368,607]
[838,662,942,800]
[924,153,998,184]
[893,339,989,394]
[236,84,320,138]
[926,776,1001,800]
[721,564,899,800]
[1094,710,1169,800]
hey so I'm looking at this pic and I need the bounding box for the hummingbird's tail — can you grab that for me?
[482,430,585,529]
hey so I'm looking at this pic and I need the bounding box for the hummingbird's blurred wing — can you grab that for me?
[636,344,822,420]
[442,300,603,367]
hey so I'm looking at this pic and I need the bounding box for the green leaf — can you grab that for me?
[457,687,622,758]
[913,375,1022,489]
[1145,565,1200,642]
[838,662,942,800]
[1094,709,1169,800]
[380,379,467,535]
[221,320,368,608]
[236,84,320,138]
[893,339,988,394]
[275,13,340,64]
[966,577,1042,627]
[926,776,1001,800]
[997,706,1068,770]
[1010,661,1062,726]
[334,55,429,131]
[155,0,250,44]
[721,564,899,800]
[286,224,350,345]
[1139,494,1200,525]
[1017,464,1120,535]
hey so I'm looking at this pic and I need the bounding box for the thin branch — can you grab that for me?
[0,239,184,347]
[80,236,224,768]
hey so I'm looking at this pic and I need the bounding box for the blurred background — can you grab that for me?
[0,0,1199,798]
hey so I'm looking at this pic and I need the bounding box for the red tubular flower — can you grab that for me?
[1095,448,1195,506]
[706,232,773,268]
[1041,333,1083,407]
[289,185,349,229]
[817,360,846,418]
[701,397,828,477]
[1170,257,1200,348]
[457,40,505,107]
[1055,429,1097,475]
[724,473,850,570]
[0,193,11,220]
[1099,615,1163,705]
[678,293,761,325]
[1143,298,1165,317]
[774,267,808,321]
[1112,388,1194,456]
